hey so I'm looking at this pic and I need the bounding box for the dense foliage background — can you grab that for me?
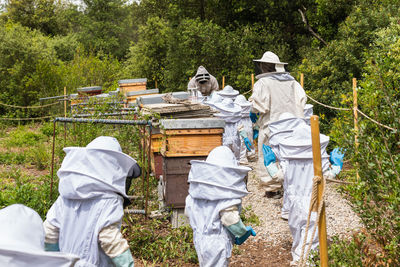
[0,0,399,265]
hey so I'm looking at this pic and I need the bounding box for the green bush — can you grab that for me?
[321,17,400,265]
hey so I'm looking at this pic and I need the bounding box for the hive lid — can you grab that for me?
[137,92,189,105]
[160,118,225,129]
[126,88,159,97]
[118,78,147,84]
[77,86,102,92]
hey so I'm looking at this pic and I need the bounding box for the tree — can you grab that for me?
[79,0,133,59]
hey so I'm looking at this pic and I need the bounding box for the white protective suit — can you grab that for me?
[188,66,219,96]
[44,136,138,267]
[213,98,242,160]
[276,125,331,263]
[234,95,256,164]
[185,146,251,267]
[0,204,79,267]
[268,113,309,220]
[249,72,306,192]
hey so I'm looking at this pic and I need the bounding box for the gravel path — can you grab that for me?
[230,161,363,266]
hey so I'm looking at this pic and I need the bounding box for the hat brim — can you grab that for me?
[63,147,137,168]
[213,103,242,113]
[0,246,79,262]
[217,90,239,96]
[253,59,288,64]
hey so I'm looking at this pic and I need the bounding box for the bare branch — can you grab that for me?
[298,8,328,46]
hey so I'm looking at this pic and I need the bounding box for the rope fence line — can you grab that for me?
[306,93,397,132]
[0,101,60,109]
[0,114,62,121]
[355,108,396,131]
[306,93,351,111]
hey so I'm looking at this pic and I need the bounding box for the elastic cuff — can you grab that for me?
[226,220,247,238]
[331,165,341,176]
[112,249,134,267]
[266,163,279,177]
[44,242,60,252]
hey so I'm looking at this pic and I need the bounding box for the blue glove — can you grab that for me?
[330,148,345,169]
[253,128,259,140]
[250,112,258,123]
[235,226,256,245]
[244,137,253,151]
[263,144,276,167]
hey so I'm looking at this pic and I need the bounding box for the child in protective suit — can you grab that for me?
[43,136,141,267]
[263,121,344,265]
[185,146,256,267]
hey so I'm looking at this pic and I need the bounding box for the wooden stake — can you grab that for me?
[222,76,225,88]
[310,115,329,267]
[301,73,304,88]
[251,74,254,89]
[353,78,359,181]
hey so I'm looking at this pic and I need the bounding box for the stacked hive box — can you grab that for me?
[118,78,160,106]
[71,86,103,112]
[158,118,225,208]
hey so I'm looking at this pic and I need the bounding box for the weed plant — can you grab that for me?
[124,215,198,264]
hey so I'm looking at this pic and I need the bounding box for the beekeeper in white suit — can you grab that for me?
[263,124,344,265]
[249,51,306,198]
[0,204,79,267]
[185,146,256,267]
[213,98,243,160]
[188,66,219,96]
[43,136,141,267]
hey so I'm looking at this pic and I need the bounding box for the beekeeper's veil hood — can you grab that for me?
[57,136,140,200]
[0,204,79,266]
[188,146,251,201]
[253,51,287,74]
[195,66,211,84]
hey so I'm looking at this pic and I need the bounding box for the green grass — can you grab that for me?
[2,126,44,147]
[0,152,27,164]
[0,169,57,219]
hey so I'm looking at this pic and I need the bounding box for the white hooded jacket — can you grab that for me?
[276,125,331,263]
[0,204,79,267]
[45,137,136,267]
[188,66,219,96]
[185,146,250,267]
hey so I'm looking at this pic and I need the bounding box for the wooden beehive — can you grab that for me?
[159,118,225,208]
[77,86,102,96]
[126,89,159,105]
[118,78,147,94]
[163,156,206,208]
[159,118,225,157]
